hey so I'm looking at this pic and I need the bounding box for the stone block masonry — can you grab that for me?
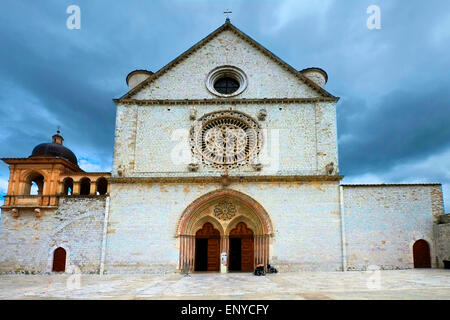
[342,184,443,270]
[0,196,106,274]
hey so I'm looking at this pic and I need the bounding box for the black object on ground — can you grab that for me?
[267,264,278,274]
[444,260,450,269]
[254,265,265,276]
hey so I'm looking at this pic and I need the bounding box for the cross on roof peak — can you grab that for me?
[224,10,232,22]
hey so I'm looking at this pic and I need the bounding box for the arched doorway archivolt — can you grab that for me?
[190,215,225,236]
[176,188,273,236]
[176,188,273,272]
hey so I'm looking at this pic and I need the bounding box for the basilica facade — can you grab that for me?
[1,20,448,274]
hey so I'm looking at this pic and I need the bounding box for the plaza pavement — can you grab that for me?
[0,269,449,300]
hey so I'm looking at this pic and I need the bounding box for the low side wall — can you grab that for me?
[0,196,106,274]
[342,184,443,270]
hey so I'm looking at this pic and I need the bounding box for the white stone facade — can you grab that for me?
[113,101,338,176]
[0,21,447,274]
[104,181,343,273]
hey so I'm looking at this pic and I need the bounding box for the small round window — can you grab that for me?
[213,77,240,94]
[206,66,248,97]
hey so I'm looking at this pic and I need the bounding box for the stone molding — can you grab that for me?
[114,97,339,106]
[109,175,343,184]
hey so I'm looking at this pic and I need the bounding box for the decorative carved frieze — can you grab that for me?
[188,163,199,172]
[257,109,267,121]
[213,200,237,221]
[189,107,197,120]
[11,208,19,218]
[34,208,41,218]
[252,163,263,171]
[325,162,335,175]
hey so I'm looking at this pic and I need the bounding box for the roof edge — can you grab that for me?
[341,183,442,187]
[2,157,85,172]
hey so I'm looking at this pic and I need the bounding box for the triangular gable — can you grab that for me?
[118,20,337,101]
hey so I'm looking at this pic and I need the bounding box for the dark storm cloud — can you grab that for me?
[0,0,449,208]
[338,87,450,175]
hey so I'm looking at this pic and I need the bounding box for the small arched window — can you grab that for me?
[79,177,91,195]
[62,177,74,195]
[96,177,108,195]
[24,172,44,195]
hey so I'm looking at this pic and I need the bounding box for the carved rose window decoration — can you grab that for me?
[190,111,262,169]
[213,201,237,221]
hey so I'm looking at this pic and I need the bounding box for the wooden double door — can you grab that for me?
[195,223,220,271]
[194,222,255,272]
[229,222,254,272]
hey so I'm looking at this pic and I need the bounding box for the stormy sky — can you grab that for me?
[0,0,449,211]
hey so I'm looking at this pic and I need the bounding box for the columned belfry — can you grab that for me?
[1,130,110,216]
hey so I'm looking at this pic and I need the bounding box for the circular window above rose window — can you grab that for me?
[206,66,248,98]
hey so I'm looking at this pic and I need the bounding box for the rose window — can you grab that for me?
[190,111,262,169]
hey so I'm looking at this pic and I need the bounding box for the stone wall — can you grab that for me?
[434,215,450,268]
[342,184,443,270]
[113,101,338,178]
[0,196,106,274]
[104,181,343,274]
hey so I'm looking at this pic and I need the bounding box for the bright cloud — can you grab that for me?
[267,0,335,33]
[78,157,111,173]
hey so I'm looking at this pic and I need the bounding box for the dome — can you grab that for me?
[30,132,78,165]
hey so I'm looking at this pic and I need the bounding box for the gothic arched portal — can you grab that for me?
[176,189,273,273]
